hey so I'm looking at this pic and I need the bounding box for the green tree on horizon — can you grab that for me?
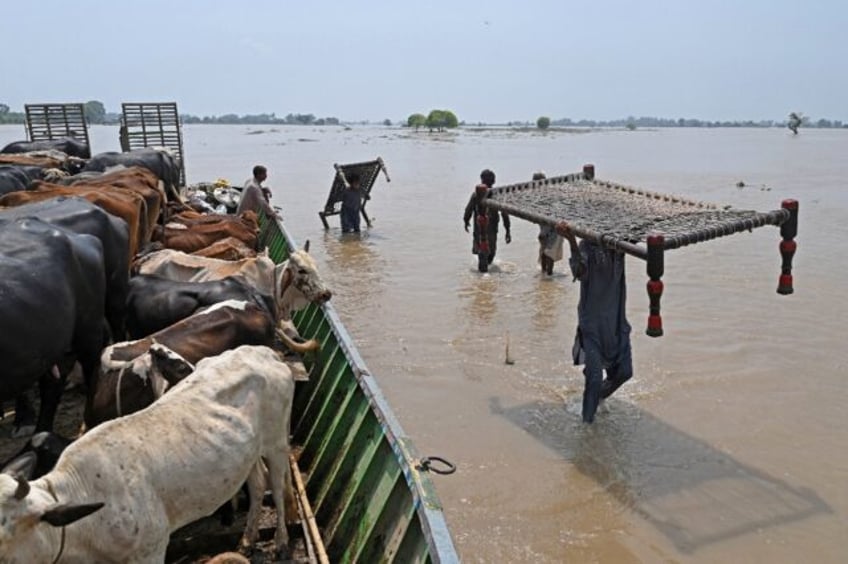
[536,116,550,130]
[425,109,458,132]
[407,113,426,130]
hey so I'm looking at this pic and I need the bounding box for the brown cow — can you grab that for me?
[66,167,165,238]
[191,236,258,260]
[0,183,148,256]
[88,300,277,427]
[154,216,258,253]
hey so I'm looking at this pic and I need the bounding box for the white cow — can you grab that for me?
[133,243,331,321]
[0,345,295,563]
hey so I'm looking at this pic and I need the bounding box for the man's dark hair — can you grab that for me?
[480,169,495,187]
[253,165,267,178]
[346,172,361,185]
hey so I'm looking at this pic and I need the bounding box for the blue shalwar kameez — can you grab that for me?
[569,240,633,423]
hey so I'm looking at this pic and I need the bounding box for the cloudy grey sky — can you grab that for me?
[2,0,845,122]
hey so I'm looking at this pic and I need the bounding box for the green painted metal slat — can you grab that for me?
[299,363,358,469]
[305,387,369,496]
[293,346,345,444]
[313,411,382,527]
[337,449,403,563]
[292,339,337,424]
[393,521,431,564]
[356,478,417,564]
[322,419,388,551]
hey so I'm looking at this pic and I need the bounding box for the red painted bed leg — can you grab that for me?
[777,199,798,295]
[646,233,665,337]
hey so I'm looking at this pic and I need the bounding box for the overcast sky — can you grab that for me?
[2,0,845,123]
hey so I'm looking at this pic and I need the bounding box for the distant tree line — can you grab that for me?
[1,101,845,129]
[180,113,340,125]
[548,115,846,129]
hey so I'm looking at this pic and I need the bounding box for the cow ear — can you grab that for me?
[2,452,37,480]
[41,502,105,527]
[303,240,310,253]
[149,344,194,386]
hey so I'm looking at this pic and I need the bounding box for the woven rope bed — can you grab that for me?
[318,157,390,229]
[483,165,799,336]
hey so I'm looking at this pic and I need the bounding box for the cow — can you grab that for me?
[1,137,90,159]
[154,214,258,254]
[88,300,282,426]
[0,164,45,195]
[191,236,258,260]
[0,196,131,339]
[0,179,150,256]
[0,218,107,436]
[0,153,64,169]
[83,148,181,203]
[0,432,73,480]
[64,166,166,232]
[0,344,296,562]
[125,275,274,339]
[133,243,331,322]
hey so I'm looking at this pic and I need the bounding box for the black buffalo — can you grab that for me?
[1,137,91,159]
[0,218,108,435]
[0,165,45,195]
[0,431,73,479]
[125,274,275,339]
[83,148,181,203]
[0,196,131,339]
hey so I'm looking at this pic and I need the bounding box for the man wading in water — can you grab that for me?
[557,221,633,423]
[464,169,511,272]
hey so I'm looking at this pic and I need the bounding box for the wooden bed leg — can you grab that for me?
[318,211,329,230]
[777,199,798,295]
[361,207,372,228]
[646,233,665,337]
[583,164,595,180]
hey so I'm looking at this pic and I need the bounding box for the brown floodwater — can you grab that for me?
[2,124,845,563]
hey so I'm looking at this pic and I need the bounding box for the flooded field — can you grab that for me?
[1,124,845,563]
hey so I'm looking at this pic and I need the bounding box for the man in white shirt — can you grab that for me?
[237,165,278,219]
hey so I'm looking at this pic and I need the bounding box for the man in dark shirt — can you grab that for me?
[556,221,633,423]
[463,169,511,272]
[340,173,364,233]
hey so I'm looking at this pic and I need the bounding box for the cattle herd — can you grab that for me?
[0,137,332,562]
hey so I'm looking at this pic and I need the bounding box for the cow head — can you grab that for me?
[93,340,194,426]
[0,472,104,562]
[148,343,195,388]
[274,243,331,319]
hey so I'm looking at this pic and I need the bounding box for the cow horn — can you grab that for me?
[275,328,320,355]
[303,239,310,253]
[14,474,30,500]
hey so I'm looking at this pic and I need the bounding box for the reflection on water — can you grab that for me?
[458,273,500,324]
[530,276,567,333]
[318,230,385,319]
[491,397,831,554]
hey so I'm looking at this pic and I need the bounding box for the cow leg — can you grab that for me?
[35,368,69,433]
[264,451,292,555]
[78,322,108,427]
[12,393,37,438]
[239,463,266,551]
